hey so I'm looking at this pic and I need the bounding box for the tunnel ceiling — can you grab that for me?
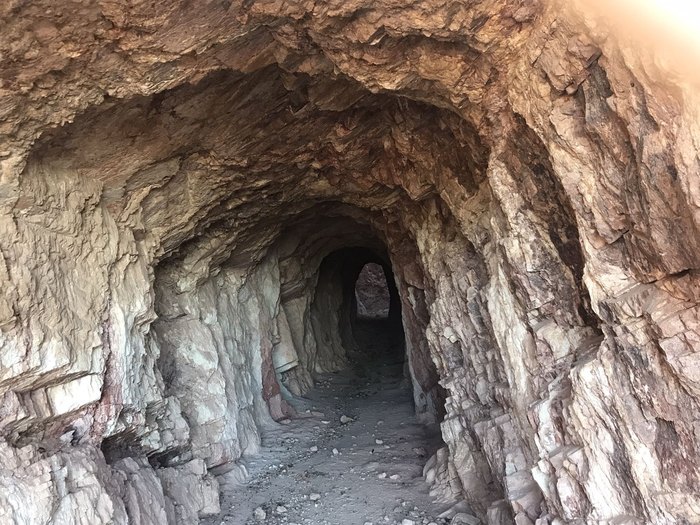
[1,1,700,525]
[21,64,487,269]
[4,0,696,278]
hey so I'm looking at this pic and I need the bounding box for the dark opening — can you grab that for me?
[350,260,404,362]
[315,247,405,363]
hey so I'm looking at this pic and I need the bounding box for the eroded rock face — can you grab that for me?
[355,263,391,319]
[1,0,699,523]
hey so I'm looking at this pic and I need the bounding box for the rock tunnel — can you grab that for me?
[1,1,699,524]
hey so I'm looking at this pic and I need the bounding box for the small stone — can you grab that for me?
[451,513,481,525]
[340,415,353,424]
[402,520,415,525]
[332,448,339,455]
[412,447,427,457]
[390,474,400,480]
[378,472,387,479]
[310,446,318,452]
[375,439,384,445]
[309,493,321,501]
[276,505,287,514]
[253,507,266,521]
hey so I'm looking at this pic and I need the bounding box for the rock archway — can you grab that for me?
[1,1,699,524]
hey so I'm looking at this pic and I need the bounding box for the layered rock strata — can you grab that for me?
[1,0,699,523]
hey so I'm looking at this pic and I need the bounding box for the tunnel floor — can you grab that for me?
[202,349,449,525]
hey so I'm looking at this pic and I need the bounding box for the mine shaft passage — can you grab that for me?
[203,246,449,525]
[352,261,407,363]
[7,2,697,523]
[317,247,405,363]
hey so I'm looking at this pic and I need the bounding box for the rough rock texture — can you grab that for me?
[1,0,699,523]
[355,263,391,319]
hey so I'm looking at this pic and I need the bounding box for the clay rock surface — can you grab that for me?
[0,0,699,524]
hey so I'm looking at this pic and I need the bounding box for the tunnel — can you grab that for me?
[315,247,404,360]
[1,2,700,525]
[354,263,391,321]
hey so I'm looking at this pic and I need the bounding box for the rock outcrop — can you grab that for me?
[1,0,699,523]
[355,263,391,319]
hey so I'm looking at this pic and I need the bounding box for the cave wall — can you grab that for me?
[355,263,391,319]
[1,1,699,524]
[151,258,278,467]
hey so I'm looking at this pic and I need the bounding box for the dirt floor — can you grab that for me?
[202,349,457,525]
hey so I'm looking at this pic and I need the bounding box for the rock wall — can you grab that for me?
[1,0,699,523]
[355,263,391,319]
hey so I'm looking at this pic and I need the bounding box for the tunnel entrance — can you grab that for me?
[4,2,694,524]
[269,213,443,433]
[206,243,448,525]
[309,246,406,370]
[351,261,406,363]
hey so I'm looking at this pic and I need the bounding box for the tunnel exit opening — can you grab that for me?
[272,212,444,430]
[355,263,390,320]
[311,247,406,366]
[350,261,406,361]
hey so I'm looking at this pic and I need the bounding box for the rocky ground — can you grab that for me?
[202,349,469,525]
